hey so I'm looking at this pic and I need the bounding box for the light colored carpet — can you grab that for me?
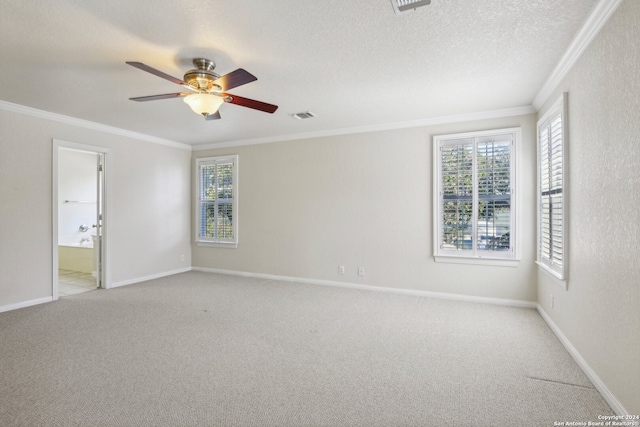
[0,271,612,426]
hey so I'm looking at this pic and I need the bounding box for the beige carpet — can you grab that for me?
[0,271,613,426]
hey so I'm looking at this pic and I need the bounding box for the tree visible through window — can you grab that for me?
[196,156,238,247]
[434,129,518,261]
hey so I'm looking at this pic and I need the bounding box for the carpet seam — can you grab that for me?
[526,375,596,390]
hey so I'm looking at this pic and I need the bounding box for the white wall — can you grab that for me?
[193,114,538,303]
[536,0,640,414]
[58,148,97,246]
[0,107,192,307]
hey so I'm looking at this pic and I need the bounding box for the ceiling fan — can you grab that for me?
[126,58,278,120]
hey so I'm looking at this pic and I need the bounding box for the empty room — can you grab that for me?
[0,0,638,425]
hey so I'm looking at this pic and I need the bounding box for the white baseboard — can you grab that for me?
[191,267,537,309]
[536,305,628,415]
[108,267,192,289]
[0,296,53,314]
[0,268,192,313]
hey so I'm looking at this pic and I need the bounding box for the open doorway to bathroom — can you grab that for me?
[53,140,109,299]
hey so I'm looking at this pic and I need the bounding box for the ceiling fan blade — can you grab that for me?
[213,69,257,91]
[205,111,221,121]
[223,94,278,113]
[129,92,190,102]
[126,61,187,86]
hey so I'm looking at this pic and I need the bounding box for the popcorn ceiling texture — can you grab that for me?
[0,0,597,145]
[537,0,640,415]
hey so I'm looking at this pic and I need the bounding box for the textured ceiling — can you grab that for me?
[0,0,598,147]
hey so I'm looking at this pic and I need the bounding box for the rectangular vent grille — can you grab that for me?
[391,0,432,14]
[290,111,316,120]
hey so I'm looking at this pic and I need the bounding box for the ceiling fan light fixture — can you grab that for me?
[184,93,224,116]
[126,59,278,118]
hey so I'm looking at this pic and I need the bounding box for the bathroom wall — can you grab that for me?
[58,148,97,247]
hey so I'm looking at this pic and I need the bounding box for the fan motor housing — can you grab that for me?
[184,58,221,92]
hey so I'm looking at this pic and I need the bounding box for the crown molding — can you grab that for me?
[533,0,623,110]
[0,100,191,151]
[192,105,536,151]
[1,1,622,152]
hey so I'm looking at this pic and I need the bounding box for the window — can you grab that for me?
[196,155,238,247]
[434,128,519,264]
[537,94,566,280]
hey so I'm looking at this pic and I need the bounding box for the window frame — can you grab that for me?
[195,155,239,248]
[536,93,567,283]
[433,127,520,266]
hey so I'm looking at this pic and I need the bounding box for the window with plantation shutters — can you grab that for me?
[196,155,238,247]
[434,128,520,264]
[537,94,566,280]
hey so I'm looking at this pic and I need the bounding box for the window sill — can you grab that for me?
[536,261,567,290]
[434,255,519,267]
[196,241,238,249]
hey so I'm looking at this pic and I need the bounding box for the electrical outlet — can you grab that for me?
[551,294,554,309]
[180,254,185,262]
[338,265,345,275]
[358,266,365,276]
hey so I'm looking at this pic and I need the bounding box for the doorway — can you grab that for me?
[53,140,109,299]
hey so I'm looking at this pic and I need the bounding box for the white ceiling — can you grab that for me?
[0,0,599,148]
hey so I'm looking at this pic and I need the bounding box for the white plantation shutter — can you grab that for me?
[440,140,474,252]
[477,136,512,252]
[434,128,518,262]
[537,94,566,279]
[196,155,238,247]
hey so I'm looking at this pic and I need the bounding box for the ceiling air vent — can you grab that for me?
[391,0,432,14]
[290,111,316,120]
